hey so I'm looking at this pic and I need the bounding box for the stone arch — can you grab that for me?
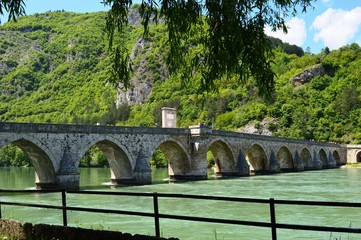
[356,151,361,163]
[78,136,134,168]
[319,149,328,168]
[157,140,191,180]
[276,146,294,170]
[332,150,341,165]
[79,138,134,184]
[0,135,58,170]
[300,148,313,169]
[247,143,268,173]
[208,139,236,176]
[11,138,56,188]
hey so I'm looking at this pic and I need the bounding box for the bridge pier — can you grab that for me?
[294,151,305,171]
[312,150,323,169]
[34,173,80,190]
[236,151,250,176]
[55,173,80,190]
[186,134,210,181]
[327,152,337,168]
[269,151,281,173]
[110,150,152,185]
[172,142,207,181]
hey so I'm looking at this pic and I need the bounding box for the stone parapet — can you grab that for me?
[0,122,190,135]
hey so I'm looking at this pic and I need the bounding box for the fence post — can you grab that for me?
[0,202,2,219]
[61,190,68,227]
[153,192,160,237]
[269,198,277,240]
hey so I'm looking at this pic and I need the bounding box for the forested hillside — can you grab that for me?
[0,7,361,146]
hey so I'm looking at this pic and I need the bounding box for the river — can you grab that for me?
[0,167,361,240]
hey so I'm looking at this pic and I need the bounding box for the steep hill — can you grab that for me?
[1,9,361,144]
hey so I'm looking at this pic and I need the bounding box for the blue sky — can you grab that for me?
[265,0,361,53]
[2,0,361,54]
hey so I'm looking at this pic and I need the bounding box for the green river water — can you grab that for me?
[0,167,361,240]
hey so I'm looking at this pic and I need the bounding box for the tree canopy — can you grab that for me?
[1,0,314,97]
[0,0,25,22]
[102,0,314,97]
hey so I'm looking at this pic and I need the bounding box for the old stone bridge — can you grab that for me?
[0,122,356,190]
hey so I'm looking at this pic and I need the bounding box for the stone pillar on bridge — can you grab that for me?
[189,124,213,180]
[132,150,152,184]
[188,140,209,180]
[294,150,305,171]
[236,151,250,176]
[269,150,280,173]
[327,151,337,168]
[312,150,323,169]
[54,145,80,190]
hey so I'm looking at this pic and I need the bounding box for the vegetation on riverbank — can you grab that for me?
[0,7,361,167]
[341,163,361,168]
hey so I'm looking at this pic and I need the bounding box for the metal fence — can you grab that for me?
[1,189,361,240]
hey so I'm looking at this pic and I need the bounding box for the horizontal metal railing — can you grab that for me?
[1,189,361,240]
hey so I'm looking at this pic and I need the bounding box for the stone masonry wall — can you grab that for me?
[0,219,179,240]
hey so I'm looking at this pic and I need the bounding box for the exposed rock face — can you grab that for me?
[290,64,326,86]
[127,8,142,26]
[115,7,167,107]
[116,37,168,107]
[116,38,153,106]
[237,118,278,136]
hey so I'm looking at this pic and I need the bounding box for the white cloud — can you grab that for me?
[265,17,307,46]
[312,7,361,50]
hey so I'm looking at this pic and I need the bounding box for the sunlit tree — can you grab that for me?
[0,0,25,22]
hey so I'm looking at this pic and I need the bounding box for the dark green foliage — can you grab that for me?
[335,85,361,118]
[0,144,31,167]
[269,36,304,57]
[150,148,167,168]
[79,146,109,168]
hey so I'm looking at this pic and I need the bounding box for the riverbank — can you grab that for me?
[341,163,361,168]
[0,219,178,240]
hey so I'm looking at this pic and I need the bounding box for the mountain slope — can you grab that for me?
[1,10,361,144]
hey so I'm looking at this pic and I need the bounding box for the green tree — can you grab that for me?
[103,0,314,97]
[0,144,31,167]
[335,85,361,118]
[0,0,25,23]
[2,0,314,98]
